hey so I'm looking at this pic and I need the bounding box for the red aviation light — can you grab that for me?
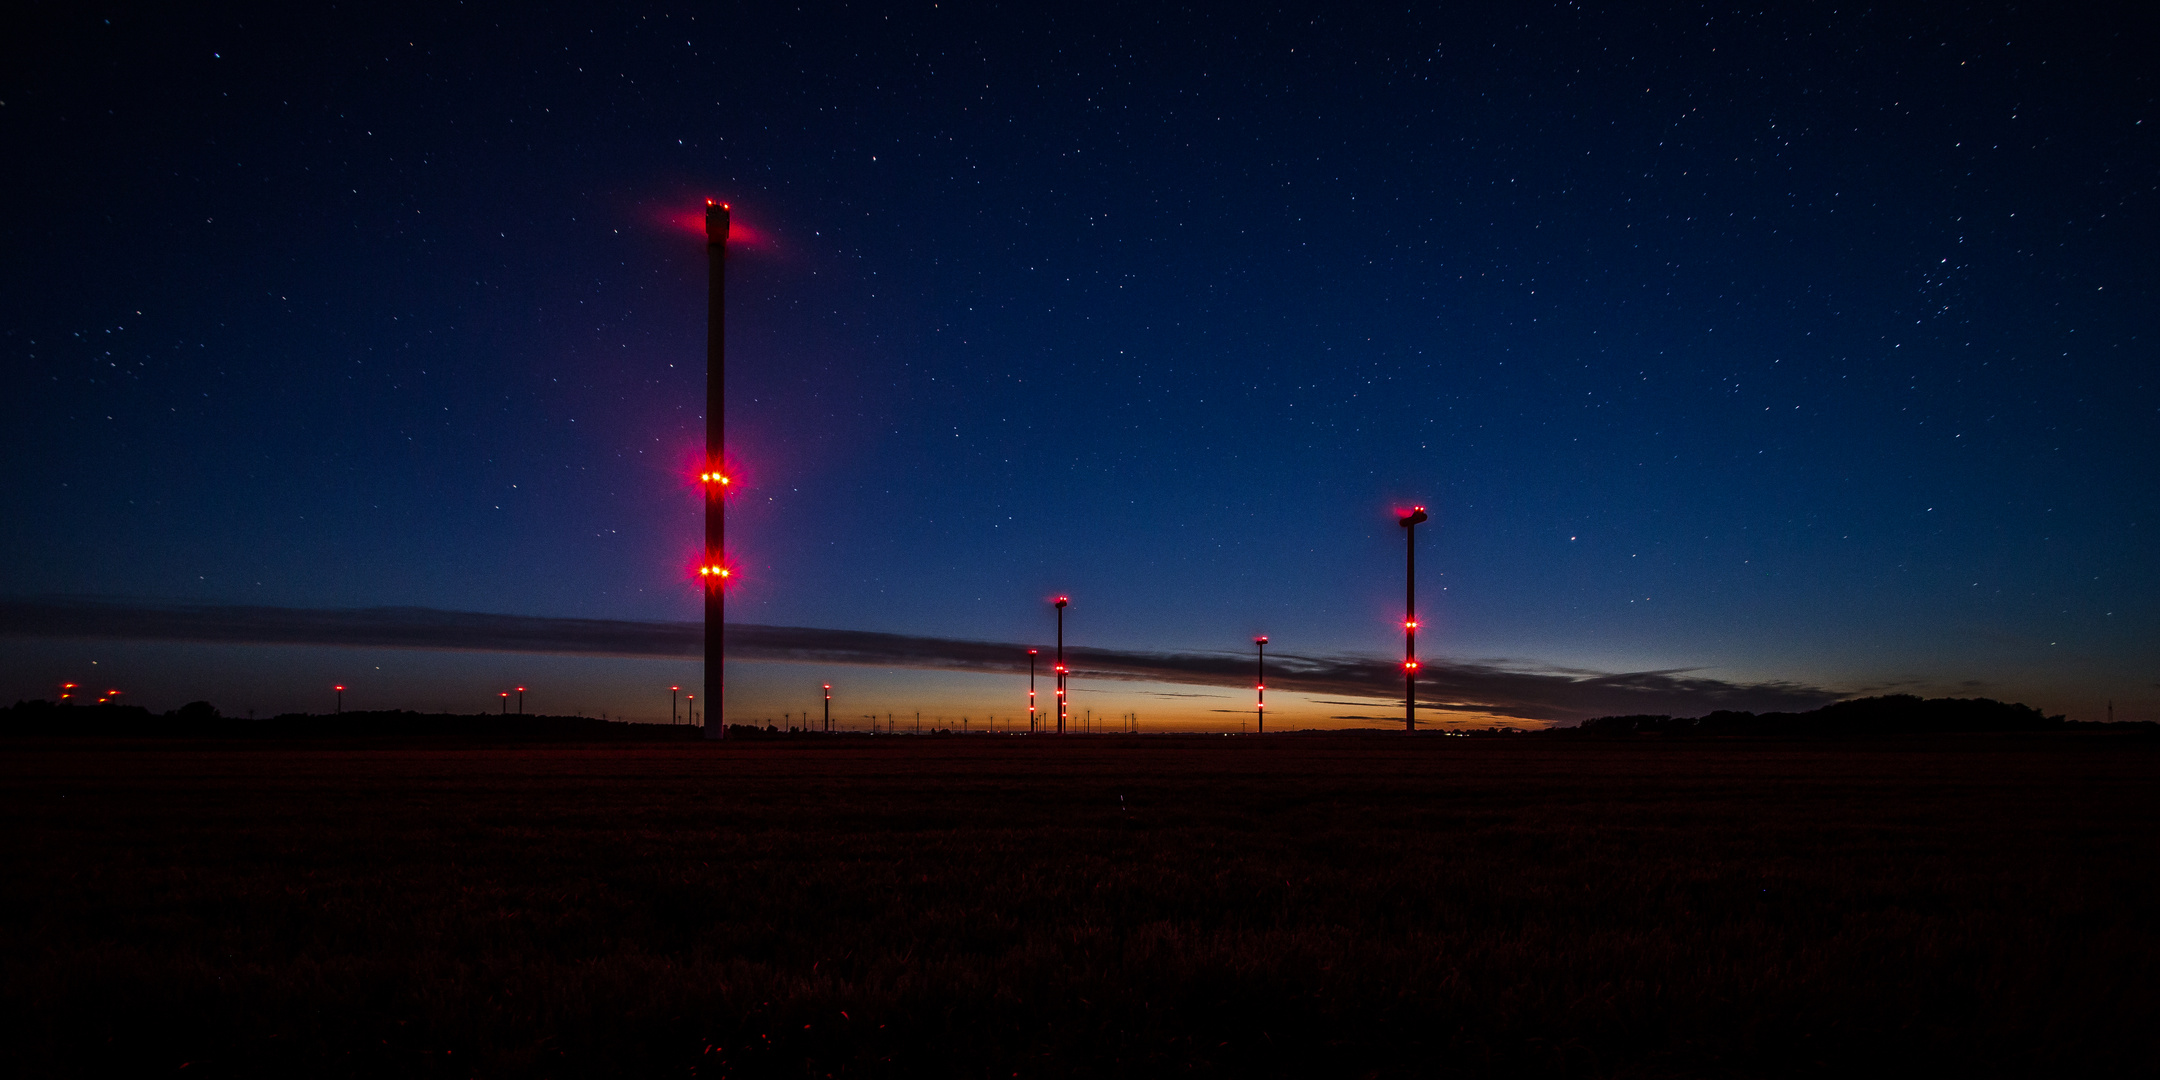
[685,449,747,494]
[1403,660,1421,672]
[674,202,750,242]
[334,684,346,692]
[1405,620,1419,629]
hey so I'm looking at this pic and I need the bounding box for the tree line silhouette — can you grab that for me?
[1559,694,2131,736]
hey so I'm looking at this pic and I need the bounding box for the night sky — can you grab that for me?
[4,3,2154,727]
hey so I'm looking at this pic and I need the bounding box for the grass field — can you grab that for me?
[3,734,2155,1077]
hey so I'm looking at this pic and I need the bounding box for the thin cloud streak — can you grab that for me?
[1,598,1840,724]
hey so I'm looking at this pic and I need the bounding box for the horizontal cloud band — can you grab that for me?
[0,597,1838,724]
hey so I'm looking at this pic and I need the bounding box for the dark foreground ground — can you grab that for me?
[2,734,2155,1078]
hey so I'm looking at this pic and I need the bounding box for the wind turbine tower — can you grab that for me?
[702,200,731,739]
[1054,596,1069,735]
[1399,506,1429,731]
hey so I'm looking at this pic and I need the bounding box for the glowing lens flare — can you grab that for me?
[670,205,760,243]
[1404,660,1421,671]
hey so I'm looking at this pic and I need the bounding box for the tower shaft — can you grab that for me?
[1399,506,1427,733]
[1405,522,1416,732]
[704,203,730,740]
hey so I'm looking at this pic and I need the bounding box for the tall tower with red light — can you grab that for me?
[1399,506,1429,731]
[1027,649,1039,732]
[1254,636,1268,734]
[1054,597,1069,735]
[703,200,732,740]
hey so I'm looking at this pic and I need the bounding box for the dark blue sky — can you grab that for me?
[4,3,2154,725]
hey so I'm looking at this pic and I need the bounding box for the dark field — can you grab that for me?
[3,735,2156,1077]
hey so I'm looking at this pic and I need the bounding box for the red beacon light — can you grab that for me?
[1403,660,1421,672]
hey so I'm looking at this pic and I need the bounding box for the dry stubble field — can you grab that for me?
[2,733,2156,1077]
